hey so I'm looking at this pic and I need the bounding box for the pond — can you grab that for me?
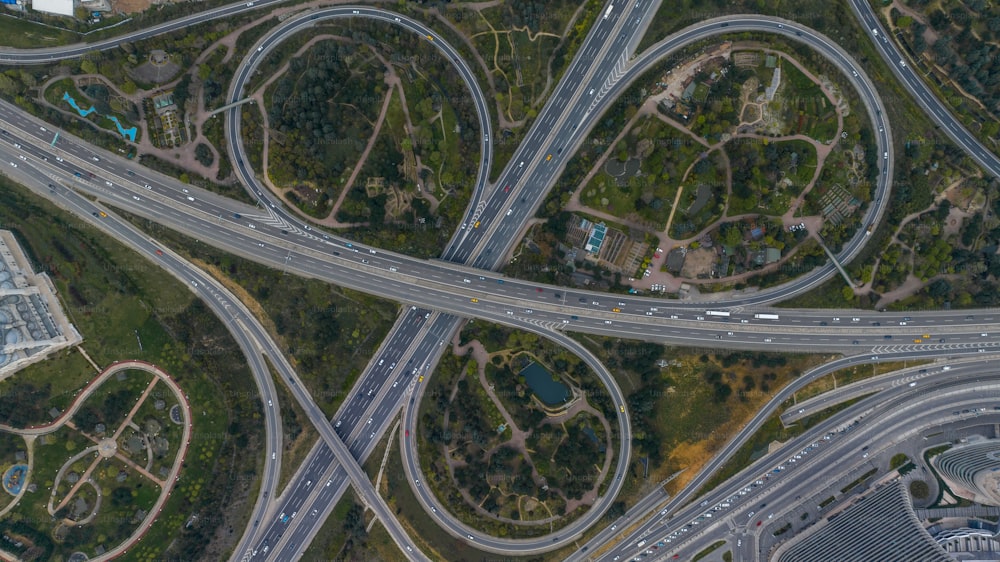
[520,362,569,406]
[62,92,137,142]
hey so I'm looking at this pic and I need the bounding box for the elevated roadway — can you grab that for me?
[595,360,1000,561]
[3,3,988,556]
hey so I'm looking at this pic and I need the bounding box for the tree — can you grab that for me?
[80,59,97,75]
[842,286,855,301]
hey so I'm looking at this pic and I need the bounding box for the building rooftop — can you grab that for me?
[585,222,607,254]
[774,481,952,562]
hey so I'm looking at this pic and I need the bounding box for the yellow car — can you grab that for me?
[99,211,107,218]
[619,405,625,413]
[470,298,479,303]
[612,308,621,313]
[922,334,930,339]
[426,34,434,41]
[546,154,552,161]
[474,221,481,228]
[913,339,922,343]
[418,375,424,382]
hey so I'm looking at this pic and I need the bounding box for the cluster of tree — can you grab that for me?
[267,41,382,188]
[0,382,51,427]
[340,503,369,556]
[902,3,1000,122]
[550,423,601,500]
[687,65,753,140]
[728,140,807,200]
[194,143,214,168]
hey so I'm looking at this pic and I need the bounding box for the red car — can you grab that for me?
[504,185,511,193]
[536,288,543,292]
[756,520,762,526]
[405,430,409,437]
[155,249,163,256]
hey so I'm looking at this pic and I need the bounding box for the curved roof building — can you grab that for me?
[934,439,1000,507]
[773,481,952,562]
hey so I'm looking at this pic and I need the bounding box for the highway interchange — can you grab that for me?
[2,0,1000,560]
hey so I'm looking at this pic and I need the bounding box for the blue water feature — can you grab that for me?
[62,92,137,142]
[3,464,28,496]
[520,362,569,406]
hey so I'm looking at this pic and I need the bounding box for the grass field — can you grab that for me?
[0,15,79,49]
[0,177,263,560]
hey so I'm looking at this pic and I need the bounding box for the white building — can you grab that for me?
[32,0,73,16]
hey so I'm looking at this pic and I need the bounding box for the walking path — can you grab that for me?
[441,338,615,524]
[564,47,848,292]
[0,360,193,561]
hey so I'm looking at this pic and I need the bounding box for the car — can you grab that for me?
[92,156,100,162]
[612,308,621,313]
[470,298,478,303]
[899,60,906,67]
[507,209,513,216]
[504,185,511,193]
[620,405,625,413]
[474,221,481,228]
[7,162,15,168]
[546,154,552,161]
[99,211,107,218]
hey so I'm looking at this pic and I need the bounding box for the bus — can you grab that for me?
[603,4,614,19]
[705,310,731,317]
[754,313,780,320]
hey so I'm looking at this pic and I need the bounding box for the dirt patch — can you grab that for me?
[680,247,716,278]
[112,0,152,14]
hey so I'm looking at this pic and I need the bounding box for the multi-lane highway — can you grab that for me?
[599,364,1000,561]
[5,104,1000,561]
[848,0,1000,180]
[227,7,494,238]
[0,139,422,560]
[0,0,288,63]
[3,0,1000,559]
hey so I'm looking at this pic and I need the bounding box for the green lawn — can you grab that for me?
[0,177,263,560]
[0,16,79,49]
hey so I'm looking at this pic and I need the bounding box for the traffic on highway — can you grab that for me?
[2,0,1000,560]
